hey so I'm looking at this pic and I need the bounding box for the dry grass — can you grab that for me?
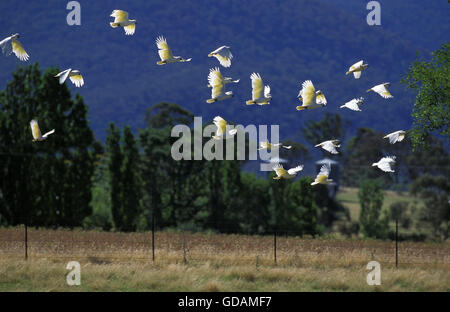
[0,227,448,291]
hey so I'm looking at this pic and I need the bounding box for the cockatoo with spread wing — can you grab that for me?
[340,97,364,111]
[315,140,340,154]
[272,164,304,180]
[372,156,396,172]
[383,130,406,144]
[54,69,84,87]
[0,33,29,61]
[346,60,369,79]
[110,10,137,35]
[30,120,55,142]
[206,68,234,103]
[207,66,239,87]
[155,36,191,65]
[296,80,327,110]
[208,46,233,68]
[311,163,333,185]
[246,73,271,105]
[258,141,292,151]
[367,83,393,98]
[212,116,237,140]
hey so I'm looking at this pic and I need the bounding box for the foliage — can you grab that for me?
[358,179,389,239]
[0,64,98,227]
[401,43,450,149]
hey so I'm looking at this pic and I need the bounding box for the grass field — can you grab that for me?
[0,227,448,291]
[336,187,423,221]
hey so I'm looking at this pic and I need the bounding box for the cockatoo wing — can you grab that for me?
[353,71,362,79]
[349,60,363,71]
[208,67,224,87]
[315,92,327,105]
[384,132,399,144]
[55,69,72,85]
[287,165,304,175]
[69,73,84,87]
[0,36,12,56]
[250,73,263,100]
[211,80,225,98]
[377,161,394,172]
[318,163,331,177]
[321,141,338,154]
[301,80,315,106]
[156,36,173,61]
[274,164,287,178]
[11,38,29,61]
[30,120,41,140]
[42,129,55,138]
[212,46,232,67]
[264,85,271,98]
[372,83,393,98]
[124,23,135,35]
[213,117,226,137]
[343,99,361,111]
[111,10,129,23]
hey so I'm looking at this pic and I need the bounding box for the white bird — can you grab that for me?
[0,33,29,61]
[155,36,192,65]
[372,156,396,172]
[296,80,327,110]
[383,130,406,144]
[54,69,84,88]
[206,68,234,103]
[30,120,55,142]
[257,141,292,151]
[346,60,369,79]
[246,73,271,105]
[207,66,239,87]
[311,163,333,185]
[315,140,340,154]
[212,116,237,140]
[208,46,233,68]
[340,97,364,111]
[272,164,304,180]
[110,10,137,35]
[367,83,393,98]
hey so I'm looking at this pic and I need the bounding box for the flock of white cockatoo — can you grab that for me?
[0,9,406,185]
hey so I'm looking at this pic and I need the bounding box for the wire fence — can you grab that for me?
[0,225,448,269]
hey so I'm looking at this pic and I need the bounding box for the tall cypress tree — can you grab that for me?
[106,123,123,230]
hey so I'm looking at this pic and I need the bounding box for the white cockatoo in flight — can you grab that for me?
[367,83,393,98]
[383,130,406,144]
[208,46,233,68]
[110,10,137,35]
[257,141,292,151]
[340,97,364,111]
[296,80,327,110]
[155,36,191,65]
[246,73,272,105]
[372,156,396,172]
[212,116,237,140]
[315,140,340,154]
[272,164,304,180]
[206,68,234,103]
[346,60,369,79]
[54,69,84,87]
[30,120,55,142]
[0,33,29,61]
[311,163,333,185]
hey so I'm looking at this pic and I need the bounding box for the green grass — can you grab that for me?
[336,187,423,222]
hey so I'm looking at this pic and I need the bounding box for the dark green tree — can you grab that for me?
[410,175,450,239]
[0,64,97,227]
[121,126,142,231]
[106,123,123,230]
[358,179,389,239]
[401,43,450,149]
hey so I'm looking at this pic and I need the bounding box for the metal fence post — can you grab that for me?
[273,230,277,265]
[24,223,28,261]
[152,212,155,262]
[395,219,398,268]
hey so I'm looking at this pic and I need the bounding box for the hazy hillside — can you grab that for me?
[0,0,448,143]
